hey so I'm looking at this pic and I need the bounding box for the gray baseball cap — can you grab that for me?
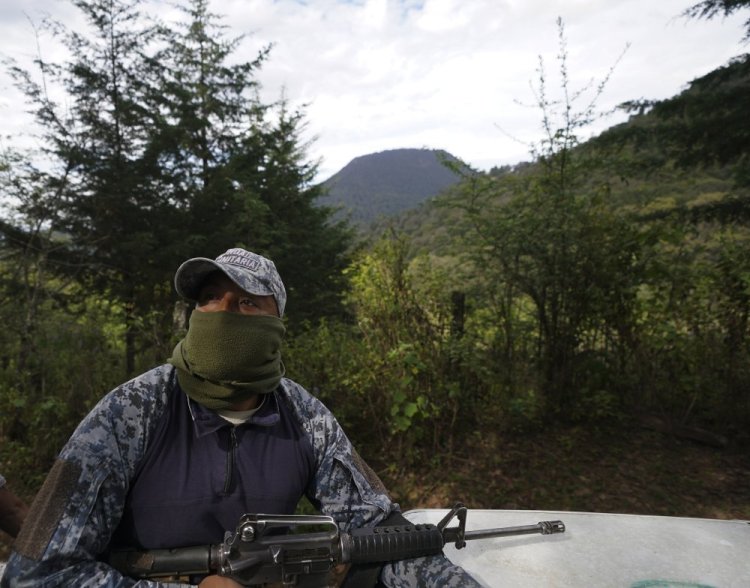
[174,248,287,316]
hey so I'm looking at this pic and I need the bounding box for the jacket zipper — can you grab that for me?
[224,427,238,494]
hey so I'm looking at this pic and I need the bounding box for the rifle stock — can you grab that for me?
[108,544,219,578]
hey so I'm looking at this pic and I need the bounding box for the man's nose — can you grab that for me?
[215,291,238,312]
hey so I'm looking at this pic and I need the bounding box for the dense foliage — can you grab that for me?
[292,25,750,467]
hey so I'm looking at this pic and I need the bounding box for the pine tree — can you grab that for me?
[2,0,177,374]
[684,0,750,41]
[153,0,353,327]
[4,0,354,372]
[228,102,354,328]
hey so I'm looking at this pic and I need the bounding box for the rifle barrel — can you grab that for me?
[445,520,565,545]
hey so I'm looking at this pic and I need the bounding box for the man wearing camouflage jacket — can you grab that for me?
[1,248,480,588]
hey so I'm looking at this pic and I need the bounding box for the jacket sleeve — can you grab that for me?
[278,379,392,529]
[0,366,189,588]
[278,379,482,588]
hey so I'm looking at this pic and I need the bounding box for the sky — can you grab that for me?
[0,0,747,182]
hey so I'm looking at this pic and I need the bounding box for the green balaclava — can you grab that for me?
[169,310,286,410]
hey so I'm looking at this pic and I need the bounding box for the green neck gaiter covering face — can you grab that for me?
[168,311,285,410]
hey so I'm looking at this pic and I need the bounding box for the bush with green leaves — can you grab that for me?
[0,296,126,494]
[285,235,487,463]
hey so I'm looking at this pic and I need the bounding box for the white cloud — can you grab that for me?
[0,0,746,181]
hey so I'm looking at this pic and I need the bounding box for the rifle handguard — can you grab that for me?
[343,524,445,564]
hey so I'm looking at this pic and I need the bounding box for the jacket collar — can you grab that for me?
[184,389,282,437]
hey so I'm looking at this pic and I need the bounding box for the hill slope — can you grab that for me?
[376,53,750,253]
[318,148,464,226]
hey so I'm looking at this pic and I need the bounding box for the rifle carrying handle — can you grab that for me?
[345,524,445,564]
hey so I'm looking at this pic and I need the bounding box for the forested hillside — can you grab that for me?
[1,0,750,561]
[325,44,748,431]
[380,52,750,253]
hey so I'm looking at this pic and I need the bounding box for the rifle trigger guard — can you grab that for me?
[437,502,468,549]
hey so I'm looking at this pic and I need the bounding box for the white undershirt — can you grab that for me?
[216,395,266,425]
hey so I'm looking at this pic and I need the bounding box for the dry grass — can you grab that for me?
[384,422,750,521]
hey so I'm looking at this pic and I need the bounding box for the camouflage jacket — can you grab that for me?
[1,365,479,587]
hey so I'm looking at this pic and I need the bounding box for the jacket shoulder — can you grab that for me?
[62,364,176,467]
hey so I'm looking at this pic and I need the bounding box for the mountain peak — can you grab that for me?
[318,148,464,226]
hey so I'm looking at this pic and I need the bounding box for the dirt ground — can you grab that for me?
[384,421,750,521]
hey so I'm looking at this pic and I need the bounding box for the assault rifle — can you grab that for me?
[109,503,565,586]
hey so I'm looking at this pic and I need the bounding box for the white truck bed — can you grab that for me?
[404,508,750,588]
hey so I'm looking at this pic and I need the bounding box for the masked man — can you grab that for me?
[2,248,479,588]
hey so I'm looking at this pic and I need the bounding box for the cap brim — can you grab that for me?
[174,258,223,301]
[174,258,275,301]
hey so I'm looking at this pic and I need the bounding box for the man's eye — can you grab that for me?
[240,298,257,307]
